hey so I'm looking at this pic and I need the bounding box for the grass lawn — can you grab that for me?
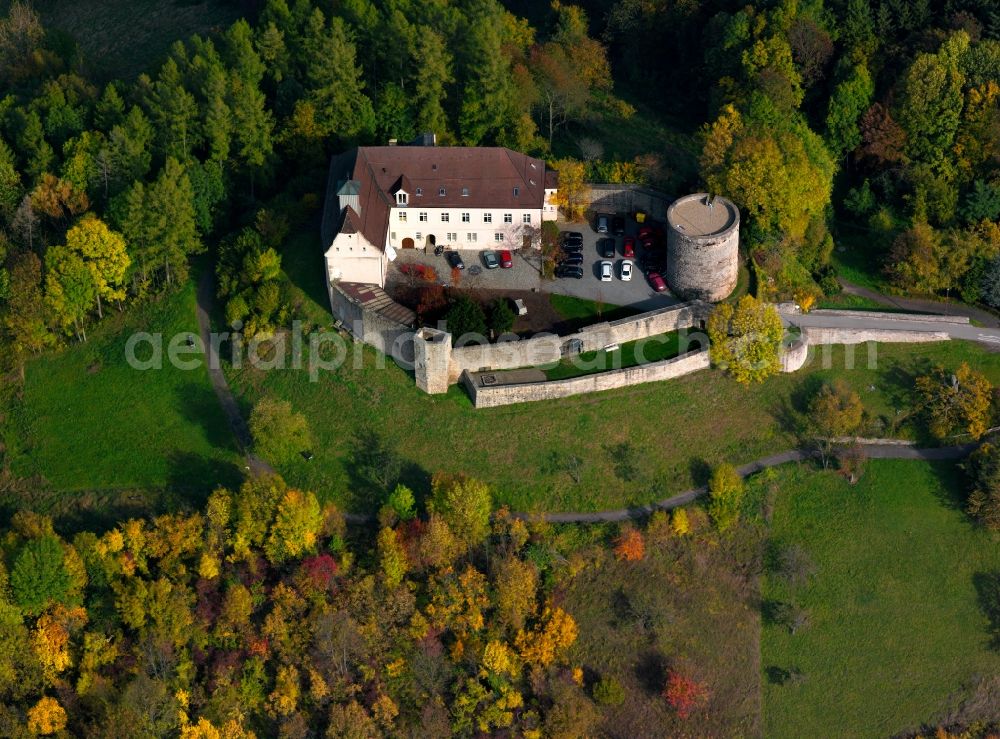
[831,225,893,293]
[760,460,1000,737]
[548,293,642,324]
[564,529,761,735]
[36,0,242,82]
[226,293,1000,514]
[543,331,689,380]
[6,280,242,496]
[815,293,891,311]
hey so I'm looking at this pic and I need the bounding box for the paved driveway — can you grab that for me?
[546,218,678,311]
[386,216,679,312]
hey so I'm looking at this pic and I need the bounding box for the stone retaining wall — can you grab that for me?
[802,327,951,345]
[811,309,969,324]
[583,184,674,221]
[446,301,710,383]
[461,349,711,408]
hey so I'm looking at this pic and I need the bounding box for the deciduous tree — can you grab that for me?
[707,296,784,385]
[916,362,993,440]
[250,397,312,465]
[64,215,130,318]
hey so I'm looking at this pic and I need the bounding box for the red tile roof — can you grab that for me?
[323,146,554,253]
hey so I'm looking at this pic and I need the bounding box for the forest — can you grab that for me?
[0,0,999,734]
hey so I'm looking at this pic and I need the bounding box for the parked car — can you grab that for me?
[596,213,610,233]
[561,241,583,253]
[482,250,499,269]
[555,264,584,279]
[612,215,625,235]
[647,271,667,292]
[560,252,584,265]
[637,225,654,240]
[499,249,513,268]
[446,251,465,270]
[620,260,633,281]
[599,260,613,281]
[622,236,636,258]
[562,231,583,245]
[598,238,616,258]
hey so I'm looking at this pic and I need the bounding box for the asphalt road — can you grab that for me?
[782,309,1000,347]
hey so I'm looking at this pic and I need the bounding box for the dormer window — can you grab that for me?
[415,188,423,196]
[513,186,519,197]
[439,187,446,196]
[396,192,408,205]
[461,187,469,197]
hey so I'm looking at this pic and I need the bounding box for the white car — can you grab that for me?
[599,260,613,282]
[619,259,633,281]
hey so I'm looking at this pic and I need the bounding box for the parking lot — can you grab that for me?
[385,215,678,312]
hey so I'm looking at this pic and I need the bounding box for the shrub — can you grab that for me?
[249,397,312,464]
[708,463,745,532]
[487,298,516,335]
[967,442,1000,530]
[663,669,708,719]
[11,535,71,615]
[443,294,487,340]
[592,676,626,706]
[613,528,645,561]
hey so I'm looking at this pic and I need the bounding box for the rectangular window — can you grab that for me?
[461,212,470,223]
[513,186,519,196]
[415,232,422,240]
[415,188,423,196]
[461,187,469,197]
[419,212,428,222]
[523,213,532,224]
[440,213,449,222]
[495,233,504,242]
[468,233,477,242]
[391,231,396,240]
[504,213,513,223]
[447,232,457,241]
[439,187,446,196]
[398,211,407,222]
[483,213,492,223]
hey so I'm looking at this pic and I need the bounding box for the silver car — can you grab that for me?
[599,260,613,282]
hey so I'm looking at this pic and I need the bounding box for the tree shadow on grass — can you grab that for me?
[973,571,1000,650]
[175,381,241,453]
[634,649,669,695]
[926,459,971,512]
[345,427,430,515]
[688,457,711,488]
[165,450,243,497]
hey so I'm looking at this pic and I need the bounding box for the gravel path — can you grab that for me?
[511,441,980,524]
[195,271,275,477]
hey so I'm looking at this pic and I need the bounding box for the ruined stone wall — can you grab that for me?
[461,350,711,408]
[328,283,415,363]
[447,302,710,383]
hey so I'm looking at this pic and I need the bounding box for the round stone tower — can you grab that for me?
[666,193,740,302]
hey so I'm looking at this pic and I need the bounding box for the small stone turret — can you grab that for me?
[413,327,452,394]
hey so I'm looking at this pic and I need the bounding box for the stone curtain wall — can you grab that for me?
[461,350,711,408]
[801,327,950,345]
[446,302,711,383]
[328,283,416,363]
[584,184,674,220]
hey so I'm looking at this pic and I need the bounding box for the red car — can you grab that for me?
[637,225,654,240]
[499,249,513,268]
[622,237,635,258]
[647,271,667,292]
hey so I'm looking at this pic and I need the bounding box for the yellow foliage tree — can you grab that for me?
[26,696,67,735]
[515,606,578,666]
[707,296,785,385]
[671,508,691,536]
[64,214,130,318]
[265,488,322,565]
[550,158,587,220]
[916,362,993,440]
